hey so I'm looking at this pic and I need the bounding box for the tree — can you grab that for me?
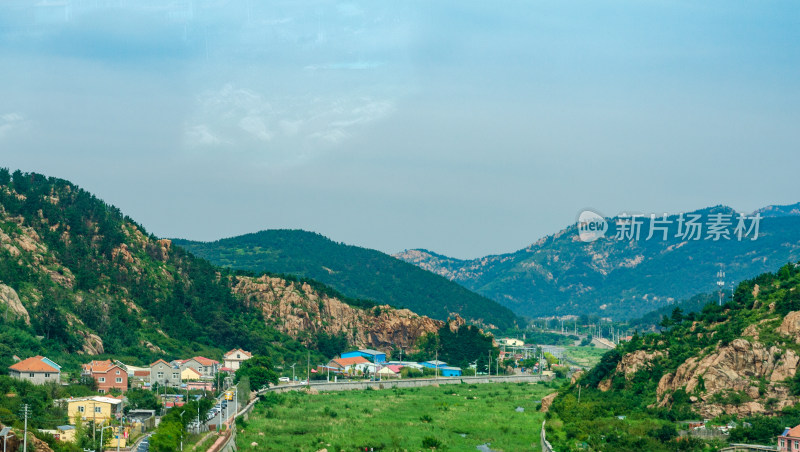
[235,355,279,390]
[670,307,684,324]
[125,388,162,412]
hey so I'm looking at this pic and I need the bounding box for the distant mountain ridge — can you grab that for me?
[174,230,519,330]
[395,203,800,319]
[755,201,800,218]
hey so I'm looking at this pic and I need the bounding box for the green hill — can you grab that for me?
[0,170,434,375]
[173,230,519,330]
[396,205,800,319]
[546,262,800,451]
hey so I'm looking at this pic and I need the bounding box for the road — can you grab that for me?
[136,433,152,452]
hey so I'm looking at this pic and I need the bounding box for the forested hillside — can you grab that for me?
[546,262,800,451]
[174,230,518,330]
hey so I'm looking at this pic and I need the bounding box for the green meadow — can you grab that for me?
[236,381,559,451]
[561,346,609,368]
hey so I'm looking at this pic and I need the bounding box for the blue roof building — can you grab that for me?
[341,349,386,363]
[440,366,462,377]
[420,360,447,369]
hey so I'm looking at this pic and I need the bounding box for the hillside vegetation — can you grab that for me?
[397,205,800,319]
[174,230,518,330]
[0,170,437,374]
[546,262,800,451]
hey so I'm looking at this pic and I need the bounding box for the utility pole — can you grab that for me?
[488,352,491,376]
[179,411,185,452]
[435,350,438,379]
[717,270,726,306]
[22,404,29,452]
[290,364,296,383]
[307,351,310,387]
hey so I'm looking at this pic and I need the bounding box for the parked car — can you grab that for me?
[278,377,290,383]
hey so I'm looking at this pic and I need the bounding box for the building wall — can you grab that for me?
[150,363,181,387]
[9,369,60,385]
[223,352,250,371]
[181,360,217,378]
[94,366,128,393]
[67,401,118,423]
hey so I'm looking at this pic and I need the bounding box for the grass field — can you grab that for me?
[561,346,609,368]
[236,381,560,451]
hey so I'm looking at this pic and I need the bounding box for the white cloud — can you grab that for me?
[0,113,29,139]
[184,84,395,159]
[184,124,224,147]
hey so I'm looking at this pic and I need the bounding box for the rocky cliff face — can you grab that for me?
[232,275,443,352]
[655,338,799,417]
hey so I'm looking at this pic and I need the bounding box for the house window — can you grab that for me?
[98,389,105,394]
[157,372,164,379]
[78,406,85,413]
[29,373,34,378]
[99,377,105,382]
[44,373,50,378]
[236,354,240,359]
[95,407,102,413]
[116,370,120,375]
[172,373,179,379]
[116,378,123,383]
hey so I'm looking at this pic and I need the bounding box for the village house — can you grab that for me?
[82,360,128,393]
[180,356,219,378]
[779,424,800,452]
[223,349,251,371]
[58,396,123,424]
[341,349,386,363]
[8,356,61,385]
[39,425,76,443]
[326,356,372,375]
[149,359,181,387]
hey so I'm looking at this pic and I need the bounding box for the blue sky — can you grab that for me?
[1,0,798,258]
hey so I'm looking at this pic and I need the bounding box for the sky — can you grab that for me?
[1,0,799,259]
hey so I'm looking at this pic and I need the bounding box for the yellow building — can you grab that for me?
[58,396,123,424]
[40,425,76,443]
[181,367,202,381]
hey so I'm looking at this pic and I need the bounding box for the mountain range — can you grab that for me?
[395,204,800,319]
[174,230,518,330]
[0,170,439,372]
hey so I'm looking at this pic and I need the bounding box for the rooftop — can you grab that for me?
[331,356,370,366]
[224,349,252,358]
[784,424,800,438]
[9,356,60,373]
[57,396,123,405]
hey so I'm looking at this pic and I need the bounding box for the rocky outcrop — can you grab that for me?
[778,311,800,342]
[0,284,30,325]
[616,350,664,377]
[540,392,558,413]
[597,350,663,392]
[233,275,443,352]
[0,423,54,452]
[656,338,799,417]
[78,331,105,355]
